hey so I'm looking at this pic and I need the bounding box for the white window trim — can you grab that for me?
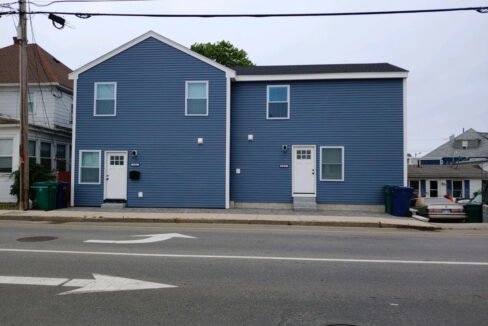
[0,137,14,174]
[78,150,102,185]
[94,82,117,117]
[185,80,209,116]
[266,85,290,120]
[319,146,345,182]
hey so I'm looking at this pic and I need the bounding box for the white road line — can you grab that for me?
[0,276,68,286]
[1,248,487,266]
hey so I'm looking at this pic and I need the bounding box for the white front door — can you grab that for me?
[104,151,127,200]
[292,145,316,196]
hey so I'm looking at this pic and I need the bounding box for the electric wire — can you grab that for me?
[30,0,156,7]
[25,6,488,19]
[2,6,488,18]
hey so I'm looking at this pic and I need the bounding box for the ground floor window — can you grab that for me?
[56,144,67,171]
[79,151,100,184]
[320,146,344,181]
[29,140,37,166]
[0,139,13,173]
[409,180,420,196]
[40,142,52,170]
[453,180,463,198]
[429,180,438,197]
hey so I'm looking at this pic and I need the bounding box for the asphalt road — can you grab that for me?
[1,220,487,326]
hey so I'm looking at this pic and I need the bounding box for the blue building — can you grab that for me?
[69,31,408,210]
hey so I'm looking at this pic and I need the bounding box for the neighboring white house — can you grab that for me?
[408,129,488,200]
[0,38,72,203]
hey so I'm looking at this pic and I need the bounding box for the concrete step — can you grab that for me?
[101,202,126,209]
[293,197,318,211]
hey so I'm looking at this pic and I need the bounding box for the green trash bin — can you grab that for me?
[32,181,57,211]
[464,204,482,223]
[384,185,393,214]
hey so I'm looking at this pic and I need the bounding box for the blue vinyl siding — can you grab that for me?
[231,79,404,205]
[74,37,227,207]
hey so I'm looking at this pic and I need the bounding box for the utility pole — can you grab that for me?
[18,0,29,210]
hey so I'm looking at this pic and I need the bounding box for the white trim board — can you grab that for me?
[69,31,236,80]
[235,72,408,82]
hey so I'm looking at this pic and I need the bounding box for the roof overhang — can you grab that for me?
[69,31,236,80]
[233,71,408,82]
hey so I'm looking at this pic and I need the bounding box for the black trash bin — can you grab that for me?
[56,182,68,209]
[391,186,414,217]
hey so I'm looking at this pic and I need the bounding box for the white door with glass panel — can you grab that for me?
[292,146,316,195]
[104,151,127,200]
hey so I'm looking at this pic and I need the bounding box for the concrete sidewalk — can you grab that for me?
[0,207,440,231]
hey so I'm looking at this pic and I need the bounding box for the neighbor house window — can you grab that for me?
[452,180,463,198]
[267,85,289,119]
[429,180,438,197]
[56,144,67,171]
[29,140,37,165]
[40,142,52,170]
[186,81,208,116]
[320,146,344,181]
[409,180,420,196]
[79,151,100,184]
[0,139,13,173]
[94,82,116,116]
[28,93,34,113]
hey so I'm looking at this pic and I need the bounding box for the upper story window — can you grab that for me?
[267,85,289,119]
[94,82,117,116]
[320,146,344,181]
[0,139,13,173]
[186,81,208,116]
[40,142,52,171]
[28,93,34,113]
[453,139,480,149]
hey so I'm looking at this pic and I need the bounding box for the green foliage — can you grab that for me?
[10,164,55,202]
[191,41,254,67]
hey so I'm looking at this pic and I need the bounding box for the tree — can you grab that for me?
[10,163,54,202]
[191,41,254,67]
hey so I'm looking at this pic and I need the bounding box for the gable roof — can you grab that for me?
[408,164,488,180]
[69,31,236,80]
[0,40,73,90]
[422,128,488,160]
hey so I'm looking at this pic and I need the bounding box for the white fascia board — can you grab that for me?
[234,72,408,82]
[69,31,236,80]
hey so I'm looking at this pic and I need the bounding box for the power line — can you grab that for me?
[1,6,487,18]
[30,0,156,8]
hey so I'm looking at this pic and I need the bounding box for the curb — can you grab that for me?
[0,214,441,231]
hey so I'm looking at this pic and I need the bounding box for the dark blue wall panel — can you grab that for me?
[74,37,227,207]
[230,79,404,205]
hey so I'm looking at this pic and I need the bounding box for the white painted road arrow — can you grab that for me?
[0,274,176,295]
[84,233,196,244]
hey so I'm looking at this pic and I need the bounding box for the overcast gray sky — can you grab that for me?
[1,0,487,156]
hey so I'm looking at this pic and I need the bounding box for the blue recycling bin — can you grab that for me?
[391,186,414,217]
